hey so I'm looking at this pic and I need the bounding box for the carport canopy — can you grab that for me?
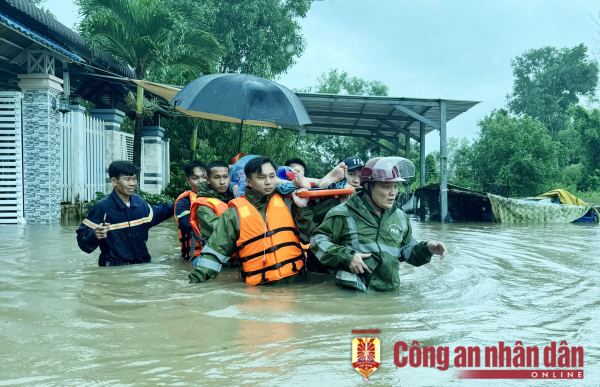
[293,93,480,223]
[294,93,478,145]
[133,79,481,223]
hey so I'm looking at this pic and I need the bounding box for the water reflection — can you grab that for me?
[0,218,598,386]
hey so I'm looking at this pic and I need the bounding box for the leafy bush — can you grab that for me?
[576,171,600,192]
[561,163,584,187]
[576,189,600,205]
[141,191,173,206]
[471,111,558,197]
[82,191,107,218]
[162,161,189,200]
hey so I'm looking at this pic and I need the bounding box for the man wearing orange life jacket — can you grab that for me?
[189,157,315,285]
[174,160,208,259]
[187,161,235,263]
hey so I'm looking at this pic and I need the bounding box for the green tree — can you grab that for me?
[560,163,585,191]
[506,44,599,139]
[424,153,438,185]
[556,127,583,167]
[26,0,55,17]
[447,137,477,189]
[471,110,558,196]
[208,0,311,79]
[309,69,390,96]
[295,69,412,178]
[159,0,313,163]
[242,126,298,165]
[77,0,222,174]
[568,105,600,191]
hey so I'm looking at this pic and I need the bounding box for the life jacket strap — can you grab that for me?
[191,233,207,246]
[188,232,207,259]
[241,254,304,279]
[238,242,301,262]
[237,227,299,251]
[180,233,191,259]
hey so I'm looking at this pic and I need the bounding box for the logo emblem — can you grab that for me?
[352,337,381,381]
[389,224,402,235]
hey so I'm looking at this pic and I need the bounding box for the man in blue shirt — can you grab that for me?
[76,161,174,266]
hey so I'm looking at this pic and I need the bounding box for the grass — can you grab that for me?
[577,191,600,205]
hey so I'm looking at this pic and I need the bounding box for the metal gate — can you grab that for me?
[0,91,23,224]
[83,114,105,202]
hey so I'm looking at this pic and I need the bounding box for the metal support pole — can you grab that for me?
[440,101,448,223]
[405,133,410,196]
[420,122,425,188]
[237,120,244,154]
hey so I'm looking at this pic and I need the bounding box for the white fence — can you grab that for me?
[59,112,75,203]
[0,91,23,224]
[60,112,106,203]
[84,115,105,202]
[115,130,134,162]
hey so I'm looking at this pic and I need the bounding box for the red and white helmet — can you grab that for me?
[360,157,406,185]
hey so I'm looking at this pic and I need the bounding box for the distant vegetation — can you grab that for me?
[442,44,600,199]
[71,1,600,201]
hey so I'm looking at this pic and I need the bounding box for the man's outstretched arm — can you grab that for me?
[150,202,175,227]
[189,208,239,283]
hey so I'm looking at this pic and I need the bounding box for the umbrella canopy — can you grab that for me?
[170,73,312,128]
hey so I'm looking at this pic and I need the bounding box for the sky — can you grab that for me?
[44,0,600,153]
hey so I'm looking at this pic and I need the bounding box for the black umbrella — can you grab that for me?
[170,73,312,153]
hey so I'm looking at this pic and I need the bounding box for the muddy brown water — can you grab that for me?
[0,218,598,386]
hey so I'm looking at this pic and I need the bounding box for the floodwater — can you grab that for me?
[0,218,598,387]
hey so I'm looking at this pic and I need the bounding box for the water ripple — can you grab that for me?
[0,219,597,386]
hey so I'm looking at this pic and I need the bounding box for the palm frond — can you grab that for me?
[78,0,222,80]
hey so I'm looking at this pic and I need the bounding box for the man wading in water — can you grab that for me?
[173,159,209,260]
[188,157,315,285]
[76,161,174,266]
[311,157,447,291]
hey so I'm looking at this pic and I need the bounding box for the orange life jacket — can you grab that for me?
[228,193,305,285]
[188,196,228,257]
[174,191,197,259]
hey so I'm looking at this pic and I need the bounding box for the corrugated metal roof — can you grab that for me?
[0,12,84,62]
[1,0,135,78]
[296,93,480,142]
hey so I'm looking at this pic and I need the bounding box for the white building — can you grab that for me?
[0,0,170,224]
